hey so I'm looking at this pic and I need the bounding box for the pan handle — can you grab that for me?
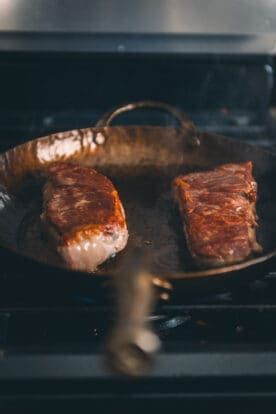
[95,100,200,146]
[105,248,160,376]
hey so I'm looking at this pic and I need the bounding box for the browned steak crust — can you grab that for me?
[172,161,261,267]
[41,162,128,271]
[42,162,125,244]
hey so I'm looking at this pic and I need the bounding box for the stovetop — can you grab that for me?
[0,73,276,409]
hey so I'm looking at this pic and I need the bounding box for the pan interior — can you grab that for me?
[1,162,274,278]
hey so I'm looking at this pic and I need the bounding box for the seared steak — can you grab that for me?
[172,161,261,267]
[41,162,128,272]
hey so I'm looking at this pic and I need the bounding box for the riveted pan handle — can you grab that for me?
[105,247,160,376]
[96,101,200,146]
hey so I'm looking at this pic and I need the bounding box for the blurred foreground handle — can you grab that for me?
[105,248,160,376]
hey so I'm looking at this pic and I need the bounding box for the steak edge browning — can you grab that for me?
[172,161,262,267]
[41,162,128,272]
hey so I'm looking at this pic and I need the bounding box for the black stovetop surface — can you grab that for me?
[1,106,276,411]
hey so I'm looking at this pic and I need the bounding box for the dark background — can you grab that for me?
[0,52,273,148]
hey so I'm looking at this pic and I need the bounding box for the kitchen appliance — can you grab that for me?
[1,0,276,411]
